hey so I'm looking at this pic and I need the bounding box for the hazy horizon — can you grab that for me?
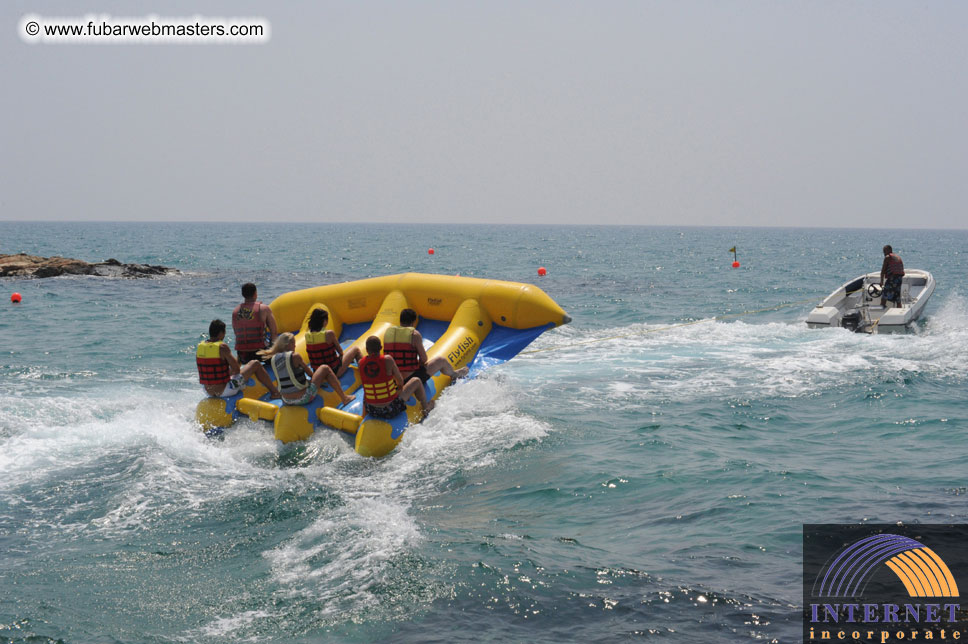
[3,1,967,229]
[6,219,968,233]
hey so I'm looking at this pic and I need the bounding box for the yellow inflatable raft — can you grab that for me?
[196,273,570,457]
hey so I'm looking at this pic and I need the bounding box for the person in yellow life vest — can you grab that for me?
[196,319,280,399]
[305,309,361,378]
[358,335,433,419]
[257,333,353,407]
[232,282,278,364]
[384,308,469,384]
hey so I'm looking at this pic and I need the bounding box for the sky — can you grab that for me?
[2,1,967,228]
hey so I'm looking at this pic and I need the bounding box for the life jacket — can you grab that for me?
[359,353,399,405]
[270,351,308,395]
[196,341,230,386]
[885,253,905,278]
[384,326,420,372]
[232,301,268,352]
[305,331,341,372]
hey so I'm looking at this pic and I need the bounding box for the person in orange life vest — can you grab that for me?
[257,333,353,407]
[879,245,905,308]
[196,319,280,399]
[232,282,278,364]
[358,335,433,420]
[305,309,361,378]
[383,308,469,384]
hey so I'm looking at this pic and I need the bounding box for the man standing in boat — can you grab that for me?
[232,282,278,364]
[879,245,905,308]
[384,308,469,384]
[196,319,280,399]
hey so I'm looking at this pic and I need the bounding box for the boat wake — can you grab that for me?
[510,294,968,407]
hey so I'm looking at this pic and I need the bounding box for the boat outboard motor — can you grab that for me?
[841,311,863,332]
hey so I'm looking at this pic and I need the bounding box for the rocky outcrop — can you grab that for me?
[0,254,176,278]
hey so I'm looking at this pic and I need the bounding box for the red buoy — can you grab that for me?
[537,267,547,276]
[732,261,740,268]
[428,248,435,255]
[11,292,22,303]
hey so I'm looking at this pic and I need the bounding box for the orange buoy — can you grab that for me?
[428,248,435,255]
[11,292,22,303]
[732,261,740,268]
[537,267,547,276]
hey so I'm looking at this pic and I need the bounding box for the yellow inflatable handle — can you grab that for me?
[237,398,279,423]
[317,407,363,435]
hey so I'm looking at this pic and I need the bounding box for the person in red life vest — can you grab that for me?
[879,245,905,308]
[196,319,280,399]
[358,335,433,420]
[305,309,361,378]
[257,332,353,407]
[232,282,278,364]
[384,308,469,384]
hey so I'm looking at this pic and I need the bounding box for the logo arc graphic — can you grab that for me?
[815,533,959,598]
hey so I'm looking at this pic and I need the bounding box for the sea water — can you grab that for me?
[0,222,966,643]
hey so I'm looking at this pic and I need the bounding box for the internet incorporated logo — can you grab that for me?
[803,525,967,643]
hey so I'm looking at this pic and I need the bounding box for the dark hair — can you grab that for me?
[366,335,382,354]
[883,245,893,254]
[400,308,418,325]
[209,319,226,338]
[308,308,329,332]
[241,282,257,298]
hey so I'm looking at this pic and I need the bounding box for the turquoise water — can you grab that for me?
[1,222,966,643]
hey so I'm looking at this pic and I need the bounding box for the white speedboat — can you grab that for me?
[806,269,935,333]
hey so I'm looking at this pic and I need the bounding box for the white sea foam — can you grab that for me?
[0,387,301,536]
[397,377,551,471]
[264,495,420,616]
[186,609,280,642]
[0,367,551,627]
[509,295,968,405]
[259,375,553,616]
